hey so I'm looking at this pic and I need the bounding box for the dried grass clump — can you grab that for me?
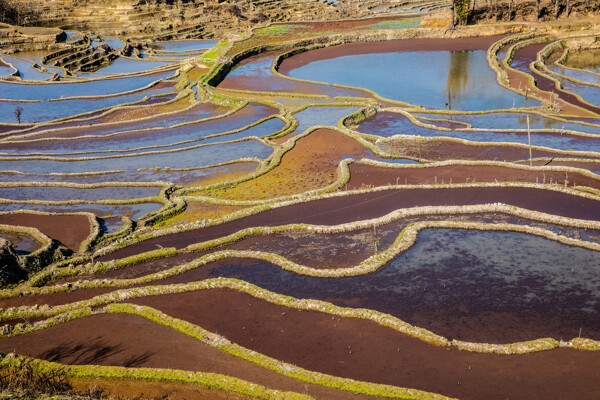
[0,352,312,400]
[0,355,72,397]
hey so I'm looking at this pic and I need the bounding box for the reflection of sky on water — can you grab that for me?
[0,104,276,154]
[101,37,126,50]
[65,31,81,43]
[293,106,360,135]
[0,71,174,100]
[415,112,600,134]
[0,233,39,254]
[0,202,162,220]
[547,64,600,86]
[546,62,600,107]
[0,162,258,185]
[0,65,13,77]
[8,117,285,157]
[3,51,64,77]
[92,57,172,74]
[1,139,273,174]
[222,54,366,97]
[560,79,600,107]
[0,55,52,81]
[0,85,174,124]
[361,112,600,152]
[47,102,228,139]
[286,50,540,111]
[0,186,160,202]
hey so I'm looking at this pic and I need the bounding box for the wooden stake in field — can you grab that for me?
[527,114,533,167]
[373,224,378,255]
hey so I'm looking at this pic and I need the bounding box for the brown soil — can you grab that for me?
[511,42,600,115]
[0,212,91,251]
[538,159,600,170]
[497,51,589,117]
[346,163,600,190]
[0,123,33,135]
[0,313,379,400]
[186,65,208,82]
[0,287,115,309]
[197,128,370,201]
[128,289,600,400]
[145,257,249,286]
[71,377,255,400]
[382,136,600,166]
[101,186,600,260]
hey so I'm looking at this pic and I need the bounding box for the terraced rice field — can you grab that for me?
[1,7,600,400]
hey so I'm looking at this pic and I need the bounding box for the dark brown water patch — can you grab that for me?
[511,43,600,114]
[0,212,91,252]
[128,289,600,400]
[101,186,600,261]
[380,136,600,164]
[0,287,114,309]
[0,313,379,400]
[347,163,600,190]
[203,228,600,343]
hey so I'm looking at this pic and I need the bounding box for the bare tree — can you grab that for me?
[566,0,570,16]
[555,0,559,18]
[536,0,541,20]
[509,0,513,20]
[14,105,23,124]
[446,1,456,32]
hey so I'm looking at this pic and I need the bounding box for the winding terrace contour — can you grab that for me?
[1,5,600,400]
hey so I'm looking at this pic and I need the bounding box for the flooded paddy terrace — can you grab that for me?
[2,22,600,400]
